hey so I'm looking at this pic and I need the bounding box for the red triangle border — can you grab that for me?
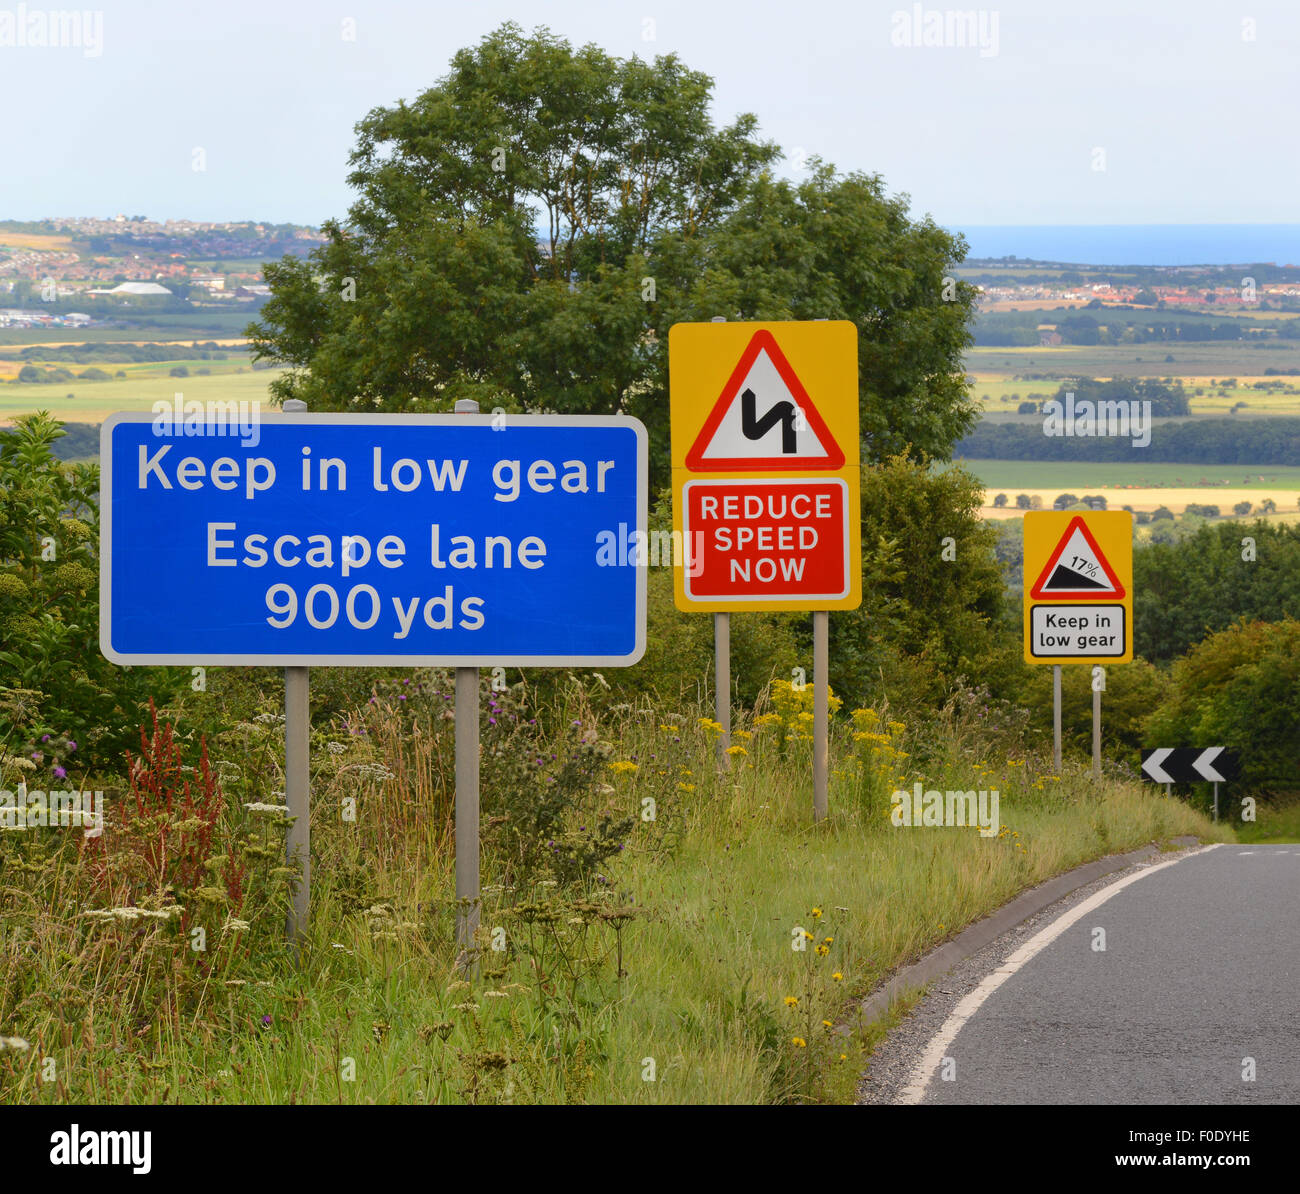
[684,329,846,471]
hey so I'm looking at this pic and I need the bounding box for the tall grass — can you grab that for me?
[0,675,1230,1105]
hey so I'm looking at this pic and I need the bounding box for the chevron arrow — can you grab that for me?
[1141,748,1175,783]
[1192,747,1228,783]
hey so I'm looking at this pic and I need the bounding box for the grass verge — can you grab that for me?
[0,677,1231,1104]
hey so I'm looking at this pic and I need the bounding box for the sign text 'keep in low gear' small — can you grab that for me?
[1023,510,1133,664]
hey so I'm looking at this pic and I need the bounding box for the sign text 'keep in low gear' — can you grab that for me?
[668,320,861,610]
[101,413,647,666]
[1023,510,1133,664]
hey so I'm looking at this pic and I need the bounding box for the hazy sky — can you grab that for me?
[3,0,1296,227]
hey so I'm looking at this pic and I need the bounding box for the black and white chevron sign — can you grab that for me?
[1140,747,1239,784]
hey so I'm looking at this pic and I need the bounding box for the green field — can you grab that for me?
[0,366,285,424]
[969,341,1300,377]
[955,459,1300,491]
[967,342,1300,417]
[0,311,255,345]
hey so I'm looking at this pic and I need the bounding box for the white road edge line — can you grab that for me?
[896,843,1221,1105]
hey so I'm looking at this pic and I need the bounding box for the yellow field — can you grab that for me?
[0,366,285,425]
[0,342,252,380]
[1,338,250,351]
[0,232,77,251]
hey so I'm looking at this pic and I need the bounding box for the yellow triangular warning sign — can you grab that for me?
[1030,516,1126,599]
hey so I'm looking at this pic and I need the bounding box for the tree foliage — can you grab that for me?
[247,22,979,487]
[0,413,184,767]
[1134,521,1300,664]
[821,456,1016,711]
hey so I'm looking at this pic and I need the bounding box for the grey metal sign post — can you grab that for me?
[813,611,829,822]
[1091,665,1104,779]
[454,398,482,972]
[282,398,311,943]
[709,317,732,773]
[1053,664,1062,772]
[715,611,731,769]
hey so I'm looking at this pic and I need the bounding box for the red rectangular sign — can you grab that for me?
[682,478,849,602]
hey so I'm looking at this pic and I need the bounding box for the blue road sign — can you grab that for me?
[100,413,647,666]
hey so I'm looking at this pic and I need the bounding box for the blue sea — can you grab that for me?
[955,225,1300,267]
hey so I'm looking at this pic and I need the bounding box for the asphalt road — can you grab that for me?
[869,844,1300,1105]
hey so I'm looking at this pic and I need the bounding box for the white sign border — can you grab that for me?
[99,412,648,668]
[681,476,851,604]
[1028,603,1127,659]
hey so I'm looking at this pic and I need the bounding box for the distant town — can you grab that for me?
[0,216,325,329]
[4,215,1300,334]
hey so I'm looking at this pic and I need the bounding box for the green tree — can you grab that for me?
[1134,521,1300,663]
[821,455,1015,711]
[1144,619,1300,792]
[0,413,184,766]
[247,22,979,487]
